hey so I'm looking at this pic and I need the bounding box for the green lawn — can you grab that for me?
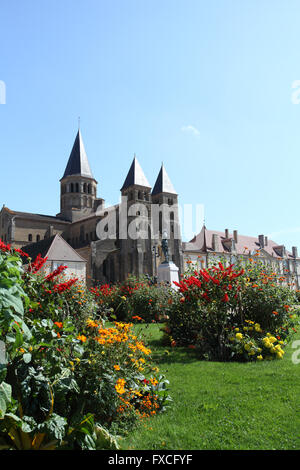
[121,323,300,450]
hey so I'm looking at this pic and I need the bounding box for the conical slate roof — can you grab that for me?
[152,164,177,195]
[121,156,151,190]
[62,130,94,179]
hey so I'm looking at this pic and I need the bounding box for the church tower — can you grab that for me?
[119,156,153,279]
[58,130,98,222]
[152,164,183,271]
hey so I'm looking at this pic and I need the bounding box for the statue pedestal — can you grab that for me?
[157,261,179,290]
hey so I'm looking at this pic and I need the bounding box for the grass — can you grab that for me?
[120,323,300,450]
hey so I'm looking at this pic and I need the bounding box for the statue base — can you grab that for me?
[157,261,179,290]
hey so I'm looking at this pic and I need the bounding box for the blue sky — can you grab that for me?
[1,0,300,246]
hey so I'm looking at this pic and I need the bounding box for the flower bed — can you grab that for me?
[90,275,172,324]
[164,259,299,362]
[0,241,171,450]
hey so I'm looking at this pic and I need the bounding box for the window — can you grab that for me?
[28,234,32,242]
[70,183,74,193]
[36,234,40,242]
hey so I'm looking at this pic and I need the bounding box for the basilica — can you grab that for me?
[0,130,183,285]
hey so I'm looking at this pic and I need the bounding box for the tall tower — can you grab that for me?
[119,156,153,279]
[58,130,98,222]
[152,164,183,271]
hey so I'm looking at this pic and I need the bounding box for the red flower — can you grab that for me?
[222,293,229,302]
[45,265,67,281]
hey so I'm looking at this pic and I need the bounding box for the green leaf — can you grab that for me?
[37,414,67,441]
[23,353,32,364]
[0,382,12,417]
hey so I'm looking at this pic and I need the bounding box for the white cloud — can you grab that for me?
[181,125,200,137]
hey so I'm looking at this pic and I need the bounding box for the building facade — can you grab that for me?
[183,226,300,289]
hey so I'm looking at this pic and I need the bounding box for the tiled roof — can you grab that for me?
[2,207,69,224]
[21,234,86,263]
[183,226,295,259]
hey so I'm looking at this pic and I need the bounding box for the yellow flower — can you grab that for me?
[115,378,126,394]
[257,355,263,361]
[150,378,158,386]
[236,333,243,341]
[86,318,98,328]
[114,365,120,370]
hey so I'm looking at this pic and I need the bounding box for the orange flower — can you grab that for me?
[272,311,278,315]
[77,334,87,342]
[114,365,120,371]
[54,322,63,328]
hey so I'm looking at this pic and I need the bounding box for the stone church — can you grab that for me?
[0,130,183,285]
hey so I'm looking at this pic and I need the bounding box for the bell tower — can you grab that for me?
[119,156,153,278]
[152,164,183,271]
[58,129,98,222]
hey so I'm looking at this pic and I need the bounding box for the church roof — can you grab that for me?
[152,164,177,195]
[62,130,94,180]
[1,206,69,224]
[121,156,151,190]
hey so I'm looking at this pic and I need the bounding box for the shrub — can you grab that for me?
[91,275,172,324]
[165,259,298,361]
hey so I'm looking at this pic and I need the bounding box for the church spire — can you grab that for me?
[121,156,151,191]
[152,164,177,195]
[62,129,94,180]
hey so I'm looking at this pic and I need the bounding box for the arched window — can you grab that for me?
[28,234,32,242]
[83,183,87,193]
[36,234,40,242]
[75,183,79,193]
[70,183,74,193]
[88,184,91,194]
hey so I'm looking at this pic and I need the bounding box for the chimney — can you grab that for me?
[233,230,238,243]
[212,234,220,252]
[225,228,229,239]
[264,236,268,246]
[258,234,264,248]
[292,246,298,258]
